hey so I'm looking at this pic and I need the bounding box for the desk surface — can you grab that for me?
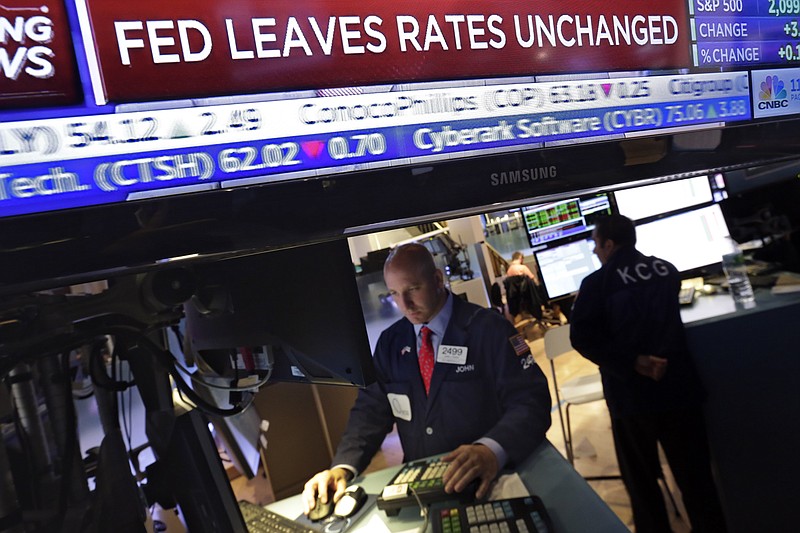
[267,440,627,533]
[680,287,800,326]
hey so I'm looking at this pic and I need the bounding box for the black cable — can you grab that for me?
[54,350,80,533]
[0,353,25,382]
[1,335,95,382]
[118,366,129,455]
[167,359,253,417]
[168,325,184,354]
[6,322,252,425]
[171,358,273,392]
[8,370,41,509]
[174,381,194,409]
[88,337,131,393]
[34,324,248,417]
[126,385,133,457]
[112,341,134,456]
[230,351,240,388]
[102,325,252,417]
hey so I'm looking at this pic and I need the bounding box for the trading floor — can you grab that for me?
[227,329,692,533]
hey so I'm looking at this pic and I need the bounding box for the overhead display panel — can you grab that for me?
[689,0,800,67]
[0,0,81,108]
[78,0,692,104]
[0,0,798,223]
[0,71,752,217]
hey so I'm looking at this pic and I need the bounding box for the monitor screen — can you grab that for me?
[184,239,375,387]
[614,176,713,221]
[534,238,601,300]
[634,204,731,274]
[523,194,612,247]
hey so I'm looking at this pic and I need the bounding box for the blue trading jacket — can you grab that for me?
[332,295,551,474]
[570,247,705,418]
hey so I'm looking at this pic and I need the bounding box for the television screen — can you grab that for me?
[614,176,714,221]
[634,204,731,274]
[534,238,601,300]
[523,194,612,246]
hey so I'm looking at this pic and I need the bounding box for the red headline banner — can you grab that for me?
[83,0,692,103]
[0,0,81,109]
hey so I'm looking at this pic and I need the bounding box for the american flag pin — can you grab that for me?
[401,346,411,355]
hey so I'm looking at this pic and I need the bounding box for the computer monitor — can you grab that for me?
[534,238,601,300]
[183,239,376,387]
[522,194,612,247]
[614,176,713,221]
[535,203,732,299]
[208,408,263,480]
[723,158,800,195]
[164,409,248,533]
[634,204,731,274]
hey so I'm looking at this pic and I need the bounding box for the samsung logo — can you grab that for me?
[490,165,557,186]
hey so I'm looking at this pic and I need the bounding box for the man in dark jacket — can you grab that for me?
[303,243,551,514]
[570,214,726,533]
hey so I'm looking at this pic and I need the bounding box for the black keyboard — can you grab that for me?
[377,458,475,516]
[433,496,554,533]
[238,500,316,533]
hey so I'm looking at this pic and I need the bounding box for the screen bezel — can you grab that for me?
[183,239,376,388]
[632,203,731,279]
[522,192,614,248]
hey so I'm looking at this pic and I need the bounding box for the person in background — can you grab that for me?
[506,251,574,323]
[504,251,549,325]
[303,243,551,514]
[506,251,538,283]
[569,214,727,533]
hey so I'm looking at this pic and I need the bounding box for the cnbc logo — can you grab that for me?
[757,75,789,110]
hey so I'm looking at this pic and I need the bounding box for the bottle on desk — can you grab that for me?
[722,237,756,309]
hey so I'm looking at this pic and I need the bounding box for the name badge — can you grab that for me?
[436,344,468,365]
[387,393,412,421]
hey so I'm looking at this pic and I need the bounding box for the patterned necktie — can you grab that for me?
[419,326,435,395]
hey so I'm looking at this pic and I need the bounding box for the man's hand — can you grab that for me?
[301,467,350,514]
[441,444,499,500]
[635,355,668,381]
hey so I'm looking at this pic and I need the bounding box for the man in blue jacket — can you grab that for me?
[303,243,551,512]
[570,214,726,533]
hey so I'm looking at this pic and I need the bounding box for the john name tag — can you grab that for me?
[436,344,468,365]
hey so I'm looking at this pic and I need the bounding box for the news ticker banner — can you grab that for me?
[0,72,753,218]
[0,0,81,109]
[77,0,692,104]
[0,71,751,167]
[689,0,800,66]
